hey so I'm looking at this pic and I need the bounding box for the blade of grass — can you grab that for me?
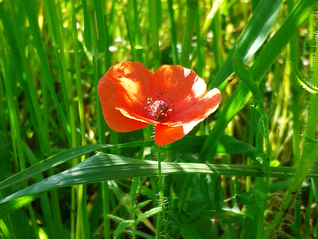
[149,0,160,69]
[199,0,315,162]
[209,0,282,88]
[0,134,253,191]
[23,143,58,238]
[167,0,179,64]
[179,0,198,67]
[4,153,318,204]
[22,0,70,143]
[287,0,302,235]
[0,193,42,220]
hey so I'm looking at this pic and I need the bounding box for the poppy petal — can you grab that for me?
[116,107,159,125]
[150,65,207,114]
[102,107,148,132]
[98,62,153,131]
[167,88,222,125]
[154,124,185,145]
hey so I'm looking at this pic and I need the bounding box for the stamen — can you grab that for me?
[144,96,175,121]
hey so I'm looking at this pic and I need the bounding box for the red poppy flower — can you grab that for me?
[98,62,222,145]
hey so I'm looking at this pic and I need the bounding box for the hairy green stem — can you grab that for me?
[157,145,168,238]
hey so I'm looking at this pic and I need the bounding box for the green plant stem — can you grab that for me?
[85,1,110,238]
[195,7,205,78]
[167,0,178,64]
[246,99,257,192]
[265,28,318,239]
[22,0,70,146]
[179,0,198,67]
[150,0,160,69]
[157,146,168,238]
[287,0,301,234]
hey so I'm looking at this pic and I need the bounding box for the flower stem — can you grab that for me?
[157,145,168,238]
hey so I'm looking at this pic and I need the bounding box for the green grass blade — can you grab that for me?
[199,0,315,162]
[167,0,179,64]
[94,0,107,53]
[149,0,161,69]
[0,193,42,219]
[0,219,12,239]
[210,0,282,88]
[179,0,198,67]
[0,135,253,191]
[3,153,318,204]
[22,0,70,142]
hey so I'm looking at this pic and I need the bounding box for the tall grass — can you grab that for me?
[0,0,317,238]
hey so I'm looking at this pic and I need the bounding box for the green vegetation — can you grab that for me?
[0,0,317,238]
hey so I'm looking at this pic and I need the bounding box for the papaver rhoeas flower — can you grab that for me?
[98,62,222,145]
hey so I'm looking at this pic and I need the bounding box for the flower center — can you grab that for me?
[150,100,169,120]
[144,93,175,121]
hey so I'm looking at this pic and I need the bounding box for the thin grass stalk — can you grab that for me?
[23,143,57,239]
[45,0,78,149]
[179,0,198,67]
[101,2,112,238]
[287,0,302,234]
[42,2,77,238]
[42,0,70,123]
[5,69,39,237]
[132,0,145,63]
[190,0,223,68]
[6,1,51,157]
[125,0,138,61]
[287,0,301,167]
[71,1,91,238]
[211,9,224,75]
[85,1,110,238]
[150,0,160,69]
[22,0,70,144]
[167,0,179,64]
[71,0,86,148]
[195,7,205,78]
[0,20,28,239]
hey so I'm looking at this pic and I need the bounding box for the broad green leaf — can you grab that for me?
[0,135,253,191]
[0,193,42,219]
[0,141,153,190]
[1,153,318,205]
[210,0,282,88]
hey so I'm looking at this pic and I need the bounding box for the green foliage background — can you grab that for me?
[0,0,318,238]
